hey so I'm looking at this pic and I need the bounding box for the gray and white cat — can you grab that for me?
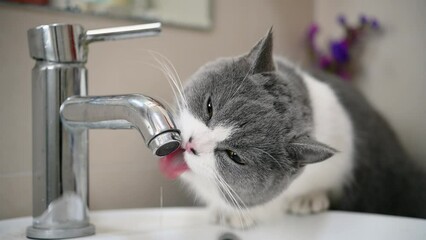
[159,30,426,229]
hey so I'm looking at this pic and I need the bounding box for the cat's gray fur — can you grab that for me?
[311,69,426,218]
[181,30,426,219]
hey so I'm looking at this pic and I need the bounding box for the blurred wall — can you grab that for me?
[314,0,426,167]
[0,0,313,219]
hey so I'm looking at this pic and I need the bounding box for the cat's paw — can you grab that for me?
[210,209,256,229]
[224,212,256,230]
[286,192,330,215]
[208,208,221,224]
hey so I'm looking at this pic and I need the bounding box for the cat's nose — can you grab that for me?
[185,142,198,155]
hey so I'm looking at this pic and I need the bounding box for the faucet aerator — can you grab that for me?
[149,132,181,156]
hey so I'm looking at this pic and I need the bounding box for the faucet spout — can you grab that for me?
[27,22,171,239]
[60,94,181,156]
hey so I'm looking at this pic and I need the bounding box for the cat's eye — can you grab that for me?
[226,150,245,165]
[206,97,213,120]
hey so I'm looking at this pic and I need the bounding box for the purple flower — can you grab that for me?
[319,55,332,68]
[338,71,350,81]
[330,40,350,63]
[359,14,368,25]
[340,39,349,48]
[307,23,319,43]
[371,18,380,29]
[307,14,380,81]
[337,15,347,26]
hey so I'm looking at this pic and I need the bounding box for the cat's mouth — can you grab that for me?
[159,148,189,179]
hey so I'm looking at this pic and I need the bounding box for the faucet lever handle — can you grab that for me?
[84,22,161,44]
[28,22,161,63]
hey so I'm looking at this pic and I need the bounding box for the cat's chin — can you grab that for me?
[159,148,189,179]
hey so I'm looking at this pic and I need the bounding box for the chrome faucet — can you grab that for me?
[26,23,181,239]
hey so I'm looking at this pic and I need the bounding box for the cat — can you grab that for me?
[159,29,426,229]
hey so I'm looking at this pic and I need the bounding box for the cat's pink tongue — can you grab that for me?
[159,148,189,179]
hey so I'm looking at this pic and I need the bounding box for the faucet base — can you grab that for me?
[26,224,95,239]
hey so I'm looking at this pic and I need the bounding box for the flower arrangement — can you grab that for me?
[307,15,381,80]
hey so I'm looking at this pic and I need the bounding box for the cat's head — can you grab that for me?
[176,30,336,207]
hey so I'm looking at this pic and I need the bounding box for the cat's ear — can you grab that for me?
[246,27,275,74]
[288,137,337,166]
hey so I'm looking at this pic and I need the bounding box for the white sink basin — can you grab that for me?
[1,208,426,239]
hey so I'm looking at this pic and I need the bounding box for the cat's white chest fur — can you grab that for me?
[280,72,354,212]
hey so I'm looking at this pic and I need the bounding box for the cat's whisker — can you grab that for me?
[217,77,239,106]
[153,56,188,111]
[126,57,180,107]
[188,161,247,228]
[191,163,241,210]
[215,168,257,229]
[229,59,256,100]
[213,162,250,210]
[213,173,241,208]
[148,50,189,109]
[211,172,245,225]
[213,176,247,228]
[133,49,187,105]
[216,174,247,209]
[152,95,178,117]
[147,50,185,90]
[151,51,187,100]
[150,56,179,93]
[154,60,187,112]
[212,167,253,228]
[216,174,253,224]
[214,175,246,228]
[216,59,238,104]
[151,57,180,96]
[253,147,289,171]
[147,60,183,111]
[211,176,242,220]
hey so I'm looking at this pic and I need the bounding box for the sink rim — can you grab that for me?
[1,207,426,240]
